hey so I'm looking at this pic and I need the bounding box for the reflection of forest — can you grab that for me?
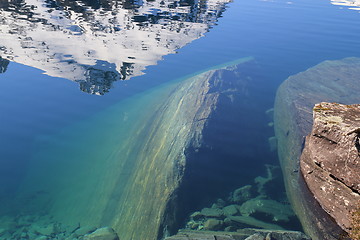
[0,57,9,74]
[331,0,360,10]
[0,0,230,94]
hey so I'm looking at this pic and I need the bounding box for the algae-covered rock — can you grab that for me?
[239,198,294,222]
[83,227,119,240]
[244,233,264,240]
[190,212,203,221]
[274,57,360,239]
[74,226,98,236]
[300,102,360,231]
[223,205,239,216]
[17,57,254,240]
[33,223,55,236]
[240,229,311,240]
[203,219,223,230]
[228,216,284,230]
[165,229,310,240]
[230,185,254,204]
[201,208,224,218]
[254,164,279,196]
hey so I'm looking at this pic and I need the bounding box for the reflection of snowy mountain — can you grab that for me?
[0,0,231,95]
[331,0,360,10]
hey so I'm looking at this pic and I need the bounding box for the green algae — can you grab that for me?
[13,57,253,240]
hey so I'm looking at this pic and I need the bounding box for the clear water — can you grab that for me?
[1,0,360,238]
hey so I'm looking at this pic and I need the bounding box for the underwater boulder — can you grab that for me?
[200,208,224,218]
[230,185,254,204]
[83,227,119,240]
[203,219,223,230]
[165,228,310,240]
[223,205,239,216]
[239,198,294,222]
[17,57,254,240]
[274,57,360,239]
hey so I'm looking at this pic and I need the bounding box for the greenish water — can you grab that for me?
[1,0,360,239]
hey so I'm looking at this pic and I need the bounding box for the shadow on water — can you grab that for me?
[161,61,303,237]
[0,0,231,94]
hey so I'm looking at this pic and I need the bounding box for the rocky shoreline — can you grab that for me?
[300,102,360,234]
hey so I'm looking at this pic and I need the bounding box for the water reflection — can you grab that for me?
[331,0,360,10]
[0,0,231,95]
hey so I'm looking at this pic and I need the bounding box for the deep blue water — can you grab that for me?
[1,0,360,238]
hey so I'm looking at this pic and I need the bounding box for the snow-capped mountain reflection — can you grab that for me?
[331,0,360,11]
[0,0,231,95]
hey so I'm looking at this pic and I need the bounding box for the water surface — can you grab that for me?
[1,0,360,238]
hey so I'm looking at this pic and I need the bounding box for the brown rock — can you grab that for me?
[274,57,360,240]
[300,102,360,231]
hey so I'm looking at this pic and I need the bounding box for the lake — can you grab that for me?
[0,0,360,239]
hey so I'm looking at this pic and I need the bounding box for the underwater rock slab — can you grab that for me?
[16,57,254,240]
[165,229,310,240]
[83,227,119,240]
[274,57,360,239]
[300,102,360,232]
[239,198,294,222]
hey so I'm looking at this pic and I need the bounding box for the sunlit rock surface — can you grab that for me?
[300,102,360,233]
[274,57,360,240]
[0,0,230,94]
[13,57,253,240]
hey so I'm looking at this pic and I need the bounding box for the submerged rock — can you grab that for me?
[183,163,299,235]
[203,219,223,230]
[83,227,119,240]
[223,205,239,216]
[239,198,294,222]
[254,164,280,197]
[74,226,98,237]
[33,224,55,236]
[189,212,203,221]
[274,57,360,239]
[200,208,224,218]
[17,57,254,240]
[229,216,284,230]
[300,102,360,231]
[165,229,310,240]
[230,185,254,204]
[241,229,310,240]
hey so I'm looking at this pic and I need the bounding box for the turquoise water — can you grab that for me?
[1,0,360,238]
